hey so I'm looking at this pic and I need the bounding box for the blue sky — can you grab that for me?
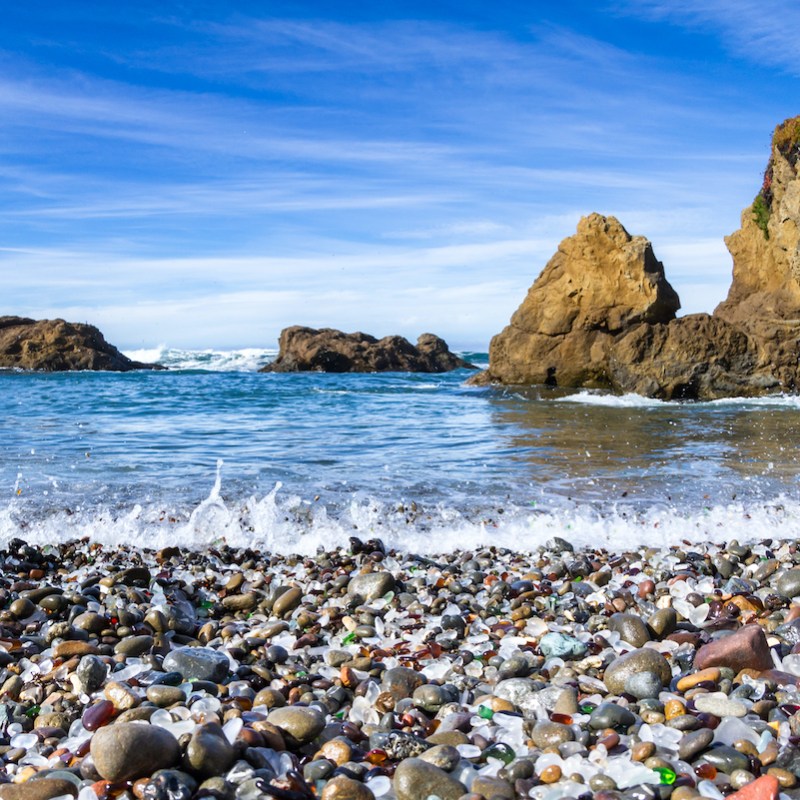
[1,1,798,350]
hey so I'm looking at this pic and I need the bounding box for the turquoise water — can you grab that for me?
[2,349,800,553]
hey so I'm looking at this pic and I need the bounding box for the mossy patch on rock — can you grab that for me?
[752,193,771,240]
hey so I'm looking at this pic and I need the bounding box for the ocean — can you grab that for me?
[2,346,799,555]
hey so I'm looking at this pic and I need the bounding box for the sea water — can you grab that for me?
[1,348,800,554]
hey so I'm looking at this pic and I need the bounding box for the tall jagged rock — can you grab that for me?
[0,317,160,371]
[484,214,679,388]
[475,116,800,400]
[715,116,800,388]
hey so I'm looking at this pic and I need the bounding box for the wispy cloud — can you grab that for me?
[611,0,800,76]
[0,5,795,347]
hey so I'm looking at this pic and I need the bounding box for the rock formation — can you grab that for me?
[0,317,160,371]
[715,115,800,387]
[261,327,475,373]
[474,115,800,400]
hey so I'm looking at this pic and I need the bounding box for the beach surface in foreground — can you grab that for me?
[0,536,798,800]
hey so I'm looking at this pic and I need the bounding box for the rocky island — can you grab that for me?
[0,317,160,372]
[473,115,800,400]
[261,327,475,373]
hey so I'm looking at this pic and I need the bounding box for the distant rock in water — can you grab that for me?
[261,326,475,373]
[0,317,162,371]
[473,115,800,400]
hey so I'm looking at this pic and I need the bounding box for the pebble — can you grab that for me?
[726,774,780,800]
[0,781,78,800]
[162,646,230,682]
[676,667,721,691]
[392,758,465,800]
[777,569,800,598]
[267,706,326,744]
[694,624,774,672]
[320,776,375,800]
[699,744,751,774]
[588,703,635,730]
[90,722,181,781]
[5,536,800,800]
[693,692,747,717]
[184,722,236,778]
[347,572,395,601]
[603,647,672,694]
[531,720,573,748]
[608,612,651,647]
[624,670,662,699]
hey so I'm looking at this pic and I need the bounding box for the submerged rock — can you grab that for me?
[260,327,475,373]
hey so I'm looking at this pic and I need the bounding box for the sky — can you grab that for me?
[1,1,799,350]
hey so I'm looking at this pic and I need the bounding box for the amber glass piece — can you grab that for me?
[695,763,717,780]
[366,748,388,765]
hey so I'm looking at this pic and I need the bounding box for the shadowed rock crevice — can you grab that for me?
[473,115,800,400]
[261,327,475,373]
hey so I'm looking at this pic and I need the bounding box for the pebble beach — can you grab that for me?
[1,535,800,800]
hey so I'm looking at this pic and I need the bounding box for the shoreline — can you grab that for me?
[0,537,797,799]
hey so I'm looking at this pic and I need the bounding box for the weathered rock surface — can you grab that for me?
[261,327,475,373]
[0,317,160,372]
[475,116,800,399]
[716,115,800,377]
[475,213,679,390]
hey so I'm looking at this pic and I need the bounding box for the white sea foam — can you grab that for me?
[122,346,277,372]
[123,344,168,363]
[557,389,800,409]
[1,461,797,556]
[123,346,480,373]
[556,392,665,408]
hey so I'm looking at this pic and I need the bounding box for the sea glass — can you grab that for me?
[483,742,515,765]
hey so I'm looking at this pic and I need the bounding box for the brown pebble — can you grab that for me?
[631,741,656,762]
[676,667,721,692]
[53,641,99,658]
[734,739,759,756]
[320,775,375,800]
[759,740,779,765]
[597,732,620,750]
[316,738,353,766]
[671,788,701,800]
[638,579,655,598]
[339,666,358,688]
[103,681,139,711]
[539,765,561,784]
[664,699,686,720]
[767,767,796,788]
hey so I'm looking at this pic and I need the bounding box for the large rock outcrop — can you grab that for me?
[0,317,160,371]
[715,115,800,387]
[261,327,475,373]
[483,214,680,388]
[475,116,800,400]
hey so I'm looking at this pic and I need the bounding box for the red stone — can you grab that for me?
[725,774,779,800]
[694,624,773,673]
[82,699,115,731]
